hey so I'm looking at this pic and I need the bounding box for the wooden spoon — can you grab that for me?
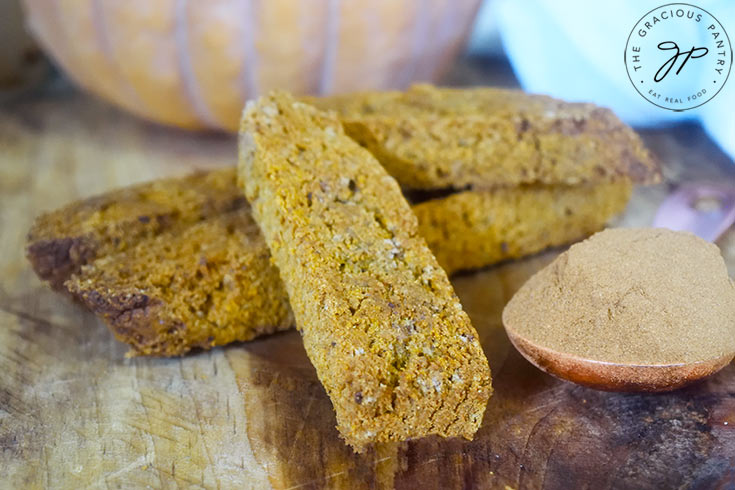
[505,328,734,392]
[653,183,735,242]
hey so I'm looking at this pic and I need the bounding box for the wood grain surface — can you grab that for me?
[2,67,735,489]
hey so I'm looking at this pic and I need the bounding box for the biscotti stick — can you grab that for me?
[66,210,293,357]
[414,181,631,275]
[307,84,660,190]
[239,92,492,451]
[26,168,244,290]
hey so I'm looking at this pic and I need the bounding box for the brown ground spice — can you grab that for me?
[503,228,735,365]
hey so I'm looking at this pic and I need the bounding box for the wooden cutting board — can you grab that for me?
[2,80,735,489]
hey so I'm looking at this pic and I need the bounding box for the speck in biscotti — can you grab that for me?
[238,92,492,451]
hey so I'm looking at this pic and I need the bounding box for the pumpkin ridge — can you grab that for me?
[174,0,221,129]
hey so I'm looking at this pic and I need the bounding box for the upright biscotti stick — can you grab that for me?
[239,92,492,451]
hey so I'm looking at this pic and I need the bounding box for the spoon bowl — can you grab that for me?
[506,329,734,392]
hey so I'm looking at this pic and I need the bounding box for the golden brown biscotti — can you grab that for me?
[58,172,630,357]
[414,181,632,275]
[239,92,492,451]
[307,84,660,190]
[26,168,244,290]
[66,209,293,357]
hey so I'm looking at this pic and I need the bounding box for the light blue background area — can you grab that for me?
[468,0,734,160]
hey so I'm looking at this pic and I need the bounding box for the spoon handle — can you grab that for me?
[653,184,735,242]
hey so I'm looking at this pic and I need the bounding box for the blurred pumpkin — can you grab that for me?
[1,0,49,90]
[21,0,481,131]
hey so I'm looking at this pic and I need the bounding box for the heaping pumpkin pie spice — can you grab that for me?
[503,227,735,366]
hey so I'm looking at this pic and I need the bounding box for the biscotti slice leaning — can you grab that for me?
[307,84,660,190]
[414,181,632,275]
[27,168,243,290]
[239,92,492,451]
[66,209,292,357]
